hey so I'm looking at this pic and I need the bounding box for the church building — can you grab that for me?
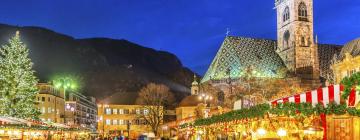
[198,0,347,103]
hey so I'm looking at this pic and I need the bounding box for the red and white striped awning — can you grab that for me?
[270,85,359,107]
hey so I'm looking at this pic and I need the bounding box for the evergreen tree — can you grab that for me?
[0,31,40,119]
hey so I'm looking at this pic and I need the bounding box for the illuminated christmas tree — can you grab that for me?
[0,31,40,119]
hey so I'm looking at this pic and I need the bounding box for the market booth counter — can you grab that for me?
[0,116,91,140]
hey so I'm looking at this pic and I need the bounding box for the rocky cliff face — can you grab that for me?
[0,24,193,104]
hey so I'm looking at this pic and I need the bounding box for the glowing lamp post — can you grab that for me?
[53,77,77,101]
[53,76,77,125]
[198,94,213,105]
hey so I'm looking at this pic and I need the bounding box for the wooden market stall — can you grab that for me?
[0,116,92,140]
[177,84,360,140]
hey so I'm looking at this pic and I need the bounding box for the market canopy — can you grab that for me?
[271,84,359,107]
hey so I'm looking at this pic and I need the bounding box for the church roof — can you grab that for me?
[178,95,203,107]
[178,95,216,107]
[201,36,287,83]
[337,37,360,60]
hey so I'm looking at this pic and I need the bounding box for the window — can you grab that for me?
[113,108,118,114]
[113,120,118,125]
[106,119,111,125]
[105,108,111,115]
[301,36,306,46]
[136,109,140,114]
[42,107,46,113]
[298,2,308,20]
[119,119,124,125]
[48,97,50,102]
[283,6,290,22]
[283,30,290,49]
[124,109,129,114]
[141,120,148,125]
[119,109,124,114]
[348,69,357,77]
[144,109,149,115]
[48,107,52,113]
[42,97,45,102]
[135,119,140,125]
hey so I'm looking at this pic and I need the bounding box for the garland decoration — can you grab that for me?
[0,124,89,131]
[341,72,360,99]
[194,104,270,126]
[179,123,192,129]
[192,102,360,127]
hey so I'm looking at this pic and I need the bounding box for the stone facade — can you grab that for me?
[275,0,320,84]
[331,38,360,83]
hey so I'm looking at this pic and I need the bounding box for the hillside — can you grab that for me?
[0,24,194,104]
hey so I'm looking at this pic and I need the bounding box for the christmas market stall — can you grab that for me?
[179,84,360,140]
[0,116,91,140]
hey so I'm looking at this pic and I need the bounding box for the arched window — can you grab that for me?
[298,2,308,21]
[301,36,306,46]
[283,7,290,22]
[283,30,290,49]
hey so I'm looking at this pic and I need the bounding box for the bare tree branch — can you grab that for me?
[135,83,175,136]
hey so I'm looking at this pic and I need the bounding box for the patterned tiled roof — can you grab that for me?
[318,44,342,79]
[201,36,286,83]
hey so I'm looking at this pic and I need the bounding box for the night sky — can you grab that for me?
[0,0,359,75]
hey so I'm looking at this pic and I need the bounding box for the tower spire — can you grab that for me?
[191,73,199,95]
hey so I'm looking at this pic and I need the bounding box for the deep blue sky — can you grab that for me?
[0,0,359,75]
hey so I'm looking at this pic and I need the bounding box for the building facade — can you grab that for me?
[332,38,360,83]
[200,0,342,106]
[97,104,161,138]
[64,92,97,130]
[36,83,65,124]
[275,0,321,88]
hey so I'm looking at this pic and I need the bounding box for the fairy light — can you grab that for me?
[277,128,287,137]
[257,128,266,136]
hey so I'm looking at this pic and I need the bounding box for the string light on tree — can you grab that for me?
[0,31,40,119]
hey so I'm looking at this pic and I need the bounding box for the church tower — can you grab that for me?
[191,74,199,95]
[275,0,320,86]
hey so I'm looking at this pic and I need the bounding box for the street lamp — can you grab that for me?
[53,77,77,124]
[53,77,77,101]
[198,93,213,105]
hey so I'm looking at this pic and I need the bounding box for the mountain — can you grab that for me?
[0,24,194,104]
